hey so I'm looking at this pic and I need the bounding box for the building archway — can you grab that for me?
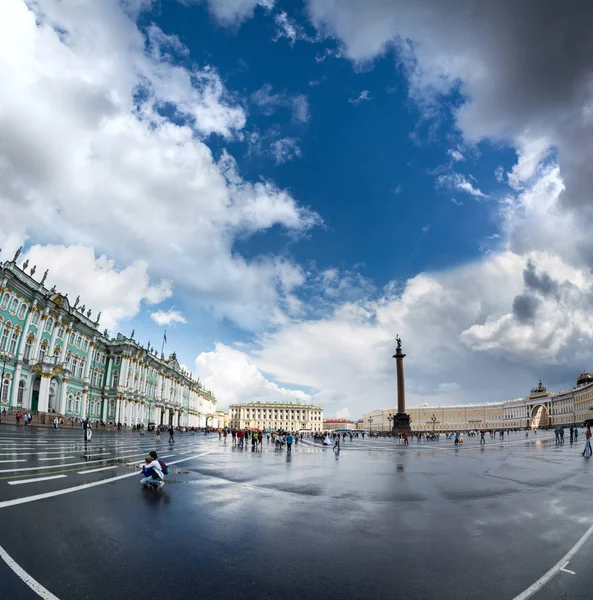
[530,404,549,428]
[30,377,41,411]
[48,378,60,413]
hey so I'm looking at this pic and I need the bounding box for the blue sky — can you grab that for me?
[2,0,593,418]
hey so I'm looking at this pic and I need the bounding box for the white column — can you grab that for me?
[120,356,130,389]
[101,396,108,421]
[81,391,87,419]
[115,398,121,424]
[32,309,48,359]
[10,364,22,407]
[105,352,113,389]
[59,322,72,363]
[17,302,36,359]
[59,380,68,414]
[48,320,60,359]
[37,374,51,412]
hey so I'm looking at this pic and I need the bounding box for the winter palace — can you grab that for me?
[0,249,217,427]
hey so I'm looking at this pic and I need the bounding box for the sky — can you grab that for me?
[2,0,593,419]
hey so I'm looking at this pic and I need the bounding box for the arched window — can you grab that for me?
[39,340,48,363]
[0,324,10,351]
[53,346,60,359]
[9,328,19,354]
[75,395,80,414]
[75,335,81,348]
[17,381,25,405]
[9,298,18,314]
[78,358,85,379]
[57,325,65,339]
[18,303,27,320]
[67,394,73,413]
[69,332,75,345]
[1,293,10,310]
[24,336,33,360]
[32,311,40,326]
[44,317,53,332]
[65,351,72,368]
[112,370,119,388]
[2,378,10,403]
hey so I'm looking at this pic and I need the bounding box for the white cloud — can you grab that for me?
[348,90,372,104]
[273,11,314,45]
[251,84,310,123]
[0,0,320,331]
[336,407,351,418]
[437,173,486,198]
[183,0,275,25]
[270,137,302,164]
[150,309,187,326]
[448,149,465,162]
[195,343,312,408]
[20,244,171,332]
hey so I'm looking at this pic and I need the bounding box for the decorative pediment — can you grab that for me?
[49,294,70,312]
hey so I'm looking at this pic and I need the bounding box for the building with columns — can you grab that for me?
[360,375,593,432]
[229,401,323,432]
[0,251,217,427]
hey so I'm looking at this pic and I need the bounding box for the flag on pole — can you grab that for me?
[163,331,167,344]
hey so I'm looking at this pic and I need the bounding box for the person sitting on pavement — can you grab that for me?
[140,456,164,487]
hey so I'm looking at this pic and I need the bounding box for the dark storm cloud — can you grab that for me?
[308,0,593,210]
[512,293,541,323]
[522,260,559,299]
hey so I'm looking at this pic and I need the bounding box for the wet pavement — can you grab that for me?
[0,427,592,599]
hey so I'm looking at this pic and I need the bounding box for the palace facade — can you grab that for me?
[0,250,218,427]
[228,401,324,432]
[361,375,593,432]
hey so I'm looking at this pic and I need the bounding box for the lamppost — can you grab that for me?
[431,414,437,433]
[369,417,373,436]
[0,349,12,408]
[388,413,394,430]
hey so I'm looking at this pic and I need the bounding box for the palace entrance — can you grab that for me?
[530,404,549,428]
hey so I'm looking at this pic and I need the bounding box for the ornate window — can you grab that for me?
[39,340,48,363]
[64,350,71,368]
[57,325,65,339]
[17,381,25,405]
[75,395,80,414]
[0,324,10,351]
[32,311,40,326]
[78,357,85,379]
[1,293,10,310]
[69,332,75,345]
[44,317,53,332]
[9,328,19,354]
[1,378,9,403]
[112,370,119,388]
[82,339,89,352]
[67,394,73,413]
[72,355,79,376]
[75,335,81,348]
[53,346,60,358]
[17,303,27,320]
[24,336,33,360]
[9,298,18,314]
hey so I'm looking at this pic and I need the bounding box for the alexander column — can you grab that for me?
[392,335,411,434]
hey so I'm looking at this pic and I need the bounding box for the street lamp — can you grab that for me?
[431,414,437,433]
[369,416,373,435]
[388,413,394,430]
[0,349,12,407]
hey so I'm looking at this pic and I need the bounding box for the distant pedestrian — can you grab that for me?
[168,427,175,443]
[575,427,579,442]
[53,417,59,430]
[286,433,293,454]
[155,428,161,442]
[570,427,574,443]
[480,431,485,445]
[583,425,592,457]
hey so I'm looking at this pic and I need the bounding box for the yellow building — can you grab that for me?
[361,374,593,432]
[229,401,323,432]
